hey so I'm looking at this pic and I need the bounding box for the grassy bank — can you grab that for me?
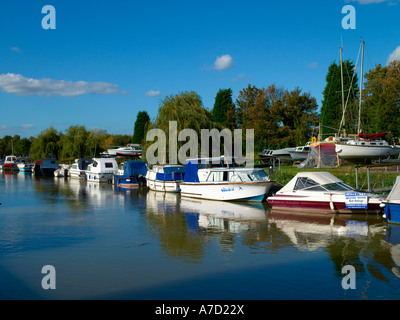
[271,164,400,193]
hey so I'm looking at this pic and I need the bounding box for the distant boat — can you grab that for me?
[86,158,118,182]
[4,155,18,171]
[69,158,93,179]
[179,158,275,202]
[17,160,34,173]
[335,41,400,164]
[267,171,383,214]
[113,161,147,188]
[259,148,295,163]
[289,143,311,161]
[146,164,185,192]
[335,132,400,164]
[381,175,400,224]
[54,164,70,177]
[106,144,143,157]
[33,158,58,176]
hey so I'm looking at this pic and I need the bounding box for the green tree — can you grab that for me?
[362,61,400,139]
[212,88,234,128]
[320,60,359,137]
[132,111,150,144]
[143,91,214,162]
[29,127,61,159]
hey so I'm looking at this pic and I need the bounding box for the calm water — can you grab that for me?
[1,171,400,300]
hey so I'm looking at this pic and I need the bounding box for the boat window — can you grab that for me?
[294,177,319,190]
[370,143,376,145]
[93,161,98,167]
[105,162,114,168]
[323,182,354,191]
[305,186,326,191]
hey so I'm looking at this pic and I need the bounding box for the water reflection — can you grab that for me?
[2,171,400,299]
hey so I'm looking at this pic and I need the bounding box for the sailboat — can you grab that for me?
[335,41,400,164]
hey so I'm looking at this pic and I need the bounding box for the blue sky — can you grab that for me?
[1,0,400,138]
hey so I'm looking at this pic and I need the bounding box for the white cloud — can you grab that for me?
[145,90,162,97]
[307,62,319,69]
[22,124,34,129]
[0,73,127,97]
[346,0,391,4]
[214,54,235,70]
[388,46,400,64]
[10,47,21,53]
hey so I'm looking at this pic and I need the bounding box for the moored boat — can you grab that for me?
[33,158,58,176]
[69,158,93,179]
[17,160,34,173]
[381,175,400,224]
[3,155,17,171]
[86,158,118,182]
[267,171,384,214]
[146,164,185,192]
[179,159,275,202]
[113,161,147,188]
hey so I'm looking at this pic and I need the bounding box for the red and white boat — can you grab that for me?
[267,171,384,214]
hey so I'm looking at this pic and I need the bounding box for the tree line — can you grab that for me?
[2,59,399,161]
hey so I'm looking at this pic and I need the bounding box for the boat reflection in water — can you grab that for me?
[385,224,400,279]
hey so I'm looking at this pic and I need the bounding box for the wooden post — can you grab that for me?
[355,167,359,190]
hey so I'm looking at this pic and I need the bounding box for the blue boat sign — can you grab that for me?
[345,192,368,209]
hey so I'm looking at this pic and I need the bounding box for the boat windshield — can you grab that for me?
[234,170,269,182]
[294,177,354,192]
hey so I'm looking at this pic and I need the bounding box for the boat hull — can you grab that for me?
[86,172,114,183]
[180,181,274,202]
[147,179,182,193]
[384,203,400,224]
[335,143,400,163]
[267,195,383,214]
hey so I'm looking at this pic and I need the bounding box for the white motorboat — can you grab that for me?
[85,158,118,182]
[259,147,296,163]
[54,164,70,177]
[3,155,18,171]
[267,171,384,214]
[179,159,275,202]
[69,158,93,179]
[146,164,185,192]
[289,143,311,161]
[17,160,34,172]
[106,144,142,157]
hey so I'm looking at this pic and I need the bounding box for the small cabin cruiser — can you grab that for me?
[381,175,400,224]
[69,158,93,179]
[179,159,275,202]
[17,160,34,172]
[146,164,185,192]
[4,155,17,171]
[33,158,58,176]
[86,158,118,182]
[289,143,311,161]
[113,161,147,188]
[267,171,383,214]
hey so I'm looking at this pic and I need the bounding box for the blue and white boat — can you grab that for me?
[113,161,147,188]
[179,159,275,202]
[146,164,185,192]
[382,176,400,224]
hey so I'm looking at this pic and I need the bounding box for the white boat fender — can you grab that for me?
[329,193,335,211]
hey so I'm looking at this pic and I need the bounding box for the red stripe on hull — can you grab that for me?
[267,199,382,214]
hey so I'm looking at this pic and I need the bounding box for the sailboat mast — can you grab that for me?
[357,40,365,135]
[340,46,345,135]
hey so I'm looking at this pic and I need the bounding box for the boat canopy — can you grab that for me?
[155,165,185,182]
[77,158,93,170]
[123,161,147,176]
[387,176,400,202]
[183,160,200,183]
[278,172,349,193]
